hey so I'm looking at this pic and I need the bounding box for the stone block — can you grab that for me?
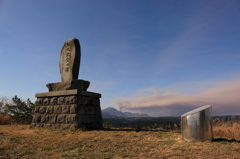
[46,80,89,92]
[34,106,40,114]
[36,98,43,106]
[44,124,52,128]
[35,123,44,127]
[61,124,70,129]
[69,124,76,129]
[96,114,103,124]
[70,104,77,114]
[90,115,97,123]
[76,115,83,124]
[54,106,62,114]
[53,124,61,129]
[43,98,50,105]
[82,114,91,124]
[32,115,41,123]
[78,106,85,114]
[86,106,96,115]
[57,97,65,105]
[50,97,58,105]
[48,115,57,123]
[57,115,66,124]
[66,114,76,124]
[41,115,49,123]
[46,106,54,114]
[96,106,101,113]
[62,105,70,114]
[90,107,96,115]
[39,106,46,114]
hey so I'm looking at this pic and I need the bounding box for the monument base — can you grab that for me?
[31,89,103,130]
[46,79,90,92]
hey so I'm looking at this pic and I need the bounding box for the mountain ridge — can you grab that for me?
[101,107,151,118]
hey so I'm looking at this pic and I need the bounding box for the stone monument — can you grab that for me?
[31,38,103,130]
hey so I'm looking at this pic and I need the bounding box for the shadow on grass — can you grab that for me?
[213,138,240,143]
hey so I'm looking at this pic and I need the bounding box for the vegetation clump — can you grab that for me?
[0,96,35,124]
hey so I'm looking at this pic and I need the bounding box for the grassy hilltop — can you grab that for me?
[0,116,240,159]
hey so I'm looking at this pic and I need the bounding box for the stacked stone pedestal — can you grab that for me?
[31,89,103,130]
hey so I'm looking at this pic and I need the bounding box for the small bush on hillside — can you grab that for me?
[6,95,35,124]
[0,114,12,124]
[0,96,12,124]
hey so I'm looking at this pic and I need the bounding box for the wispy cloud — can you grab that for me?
[153,1,230,73]
[116,80,240,116]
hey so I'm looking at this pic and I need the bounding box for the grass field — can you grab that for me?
[0,123,240,159]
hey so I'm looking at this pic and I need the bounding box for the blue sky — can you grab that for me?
[1,0,240,116]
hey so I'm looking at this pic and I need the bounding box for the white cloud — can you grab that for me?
[115,79,240,116]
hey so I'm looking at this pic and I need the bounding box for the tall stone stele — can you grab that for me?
[31,38,103,130]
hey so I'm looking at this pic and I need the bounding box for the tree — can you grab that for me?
[6,96,35,124]
[0,96,11,115]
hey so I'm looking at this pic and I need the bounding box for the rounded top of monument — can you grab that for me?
[60,38,81,82]
[181,105,212,117]
[65,38,79,42]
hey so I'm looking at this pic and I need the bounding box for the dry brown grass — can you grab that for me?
[0,114,12,125]
[0,125,240,159]
[213,116,240,140]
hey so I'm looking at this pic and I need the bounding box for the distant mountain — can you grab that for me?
[102,107,151,118]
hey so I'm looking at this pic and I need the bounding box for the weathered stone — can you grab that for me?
[50,97,58,105]
[66,114,76,123]
[53,124,61,129]
[60,38,81,82]
[43,98,49,105]
[34,106,40,114]
[57,115,66,124]
[46,106,54,114]
[62,105,70,114]
[78,106,85,114]
[54,106,62,114]
[44,124,52,128]
[57,97,65,105]
[82,115,91,124]
[69,104,77,114]
[90,115,97,123]
[35,123,44,127]
[36,98,43,106]
[69,96,77,104]
[32,115,41,123]
[61,124,69,129]
[48,115,57,123]
[35,90,101,98]
[41,115,49,123]
[46,80,89,92]
[76,115,82,124]
[39,106,46,114]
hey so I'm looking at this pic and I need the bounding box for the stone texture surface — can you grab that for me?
[46,79,90,92]
[31,91,103,130]
[60,38,81,82]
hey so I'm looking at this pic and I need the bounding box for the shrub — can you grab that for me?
[6,95,35,124]
[0,114,12,124]
[213,116,240,139]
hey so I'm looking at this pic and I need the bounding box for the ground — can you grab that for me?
[0,125,240,159]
